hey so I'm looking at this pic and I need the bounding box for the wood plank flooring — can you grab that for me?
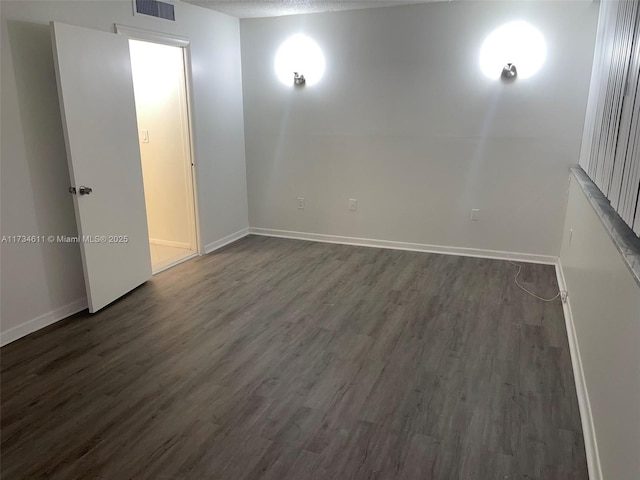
[0,235,587,479]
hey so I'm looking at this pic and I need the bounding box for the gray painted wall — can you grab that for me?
[560,176,640,480]
[1,0,248,336]
[240,1,598,256]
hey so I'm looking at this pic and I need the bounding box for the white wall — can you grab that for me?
[240,1,598,257]
[560,176,640,480]
[130,40,194,249]
[0,0,248,339]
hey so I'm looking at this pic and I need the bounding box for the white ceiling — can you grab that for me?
[182,0,442,19]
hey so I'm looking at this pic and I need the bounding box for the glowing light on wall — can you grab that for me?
[479,21,546,80]
[275,34,325,86]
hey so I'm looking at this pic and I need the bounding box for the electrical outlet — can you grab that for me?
[471,209,480,221]
[560,291,568,303]
[297,197,305,209]
[349,198,358,211]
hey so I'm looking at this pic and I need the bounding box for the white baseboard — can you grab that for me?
[249,227,558,265]
[149,238,192,249]
[205,227,250,254]
[555,261,602,480]
[0,297,88,347]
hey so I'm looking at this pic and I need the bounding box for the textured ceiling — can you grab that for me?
[182,0,441,19]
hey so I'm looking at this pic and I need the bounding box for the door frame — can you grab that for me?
[114,24,204,256]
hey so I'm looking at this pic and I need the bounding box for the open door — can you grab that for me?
[51,22,152,312]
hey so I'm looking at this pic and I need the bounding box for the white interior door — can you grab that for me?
[51,22,152,312]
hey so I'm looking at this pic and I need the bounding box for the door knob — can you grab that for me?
[79,186,93,195]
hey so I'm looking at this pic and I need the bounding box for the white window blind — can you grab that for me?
[580,0,640,237]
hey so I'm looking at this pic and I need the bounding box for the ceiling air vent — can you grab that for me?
[134,0,175,21]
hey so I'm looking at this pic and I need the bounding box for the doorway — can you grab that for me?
[128,39,199,274]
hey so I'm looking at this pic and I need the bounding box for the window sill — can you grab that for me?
[571,167,640,287]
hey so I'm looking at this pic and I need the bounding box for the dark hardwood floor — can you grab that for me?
[1,235,587,479]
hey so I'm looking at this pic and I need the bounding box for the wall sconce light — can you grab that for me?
[293,72,306,86]
[502,63,517,79]
[479,21,546,80]
[275,34,325,86]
